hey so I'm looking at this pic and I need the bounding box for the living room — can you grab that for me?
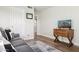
[0,0,79,59]
[0,6,79,52]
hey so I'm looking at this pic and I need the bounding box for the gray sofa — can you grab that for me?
[0,27,34,52]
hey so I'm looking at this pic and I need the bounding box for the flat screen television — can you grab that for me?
[58,20,71,28]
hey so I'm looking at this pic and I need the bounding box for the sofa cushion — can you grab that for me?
[0,27,8,40]
[11,40,26,47]
[11,37,22,41]
[11,33,20,39]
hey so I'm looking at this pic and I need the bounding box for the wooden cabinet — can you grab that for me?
[53,28,74,47]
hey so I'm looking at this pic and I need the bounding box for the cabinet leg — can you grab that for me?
[54,36,59,42]
[67,38,73,47]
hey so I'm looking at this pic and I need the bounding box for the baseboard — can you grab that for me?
[37,34,54,40]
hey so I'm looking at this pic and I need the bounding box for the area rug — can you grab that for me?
[25,40,61,52]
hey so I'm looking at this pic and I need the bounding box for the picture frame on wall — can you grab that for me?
[26,13,33,19]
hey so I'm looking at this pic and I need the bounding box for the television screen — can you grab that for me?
[58,20,71,28]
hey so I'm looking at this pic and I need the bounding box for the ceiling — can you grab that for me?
[34,6,50,12]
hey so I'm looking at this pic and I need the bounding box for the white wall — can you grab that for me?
[37,6,79,46]
[0,6,34,40]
